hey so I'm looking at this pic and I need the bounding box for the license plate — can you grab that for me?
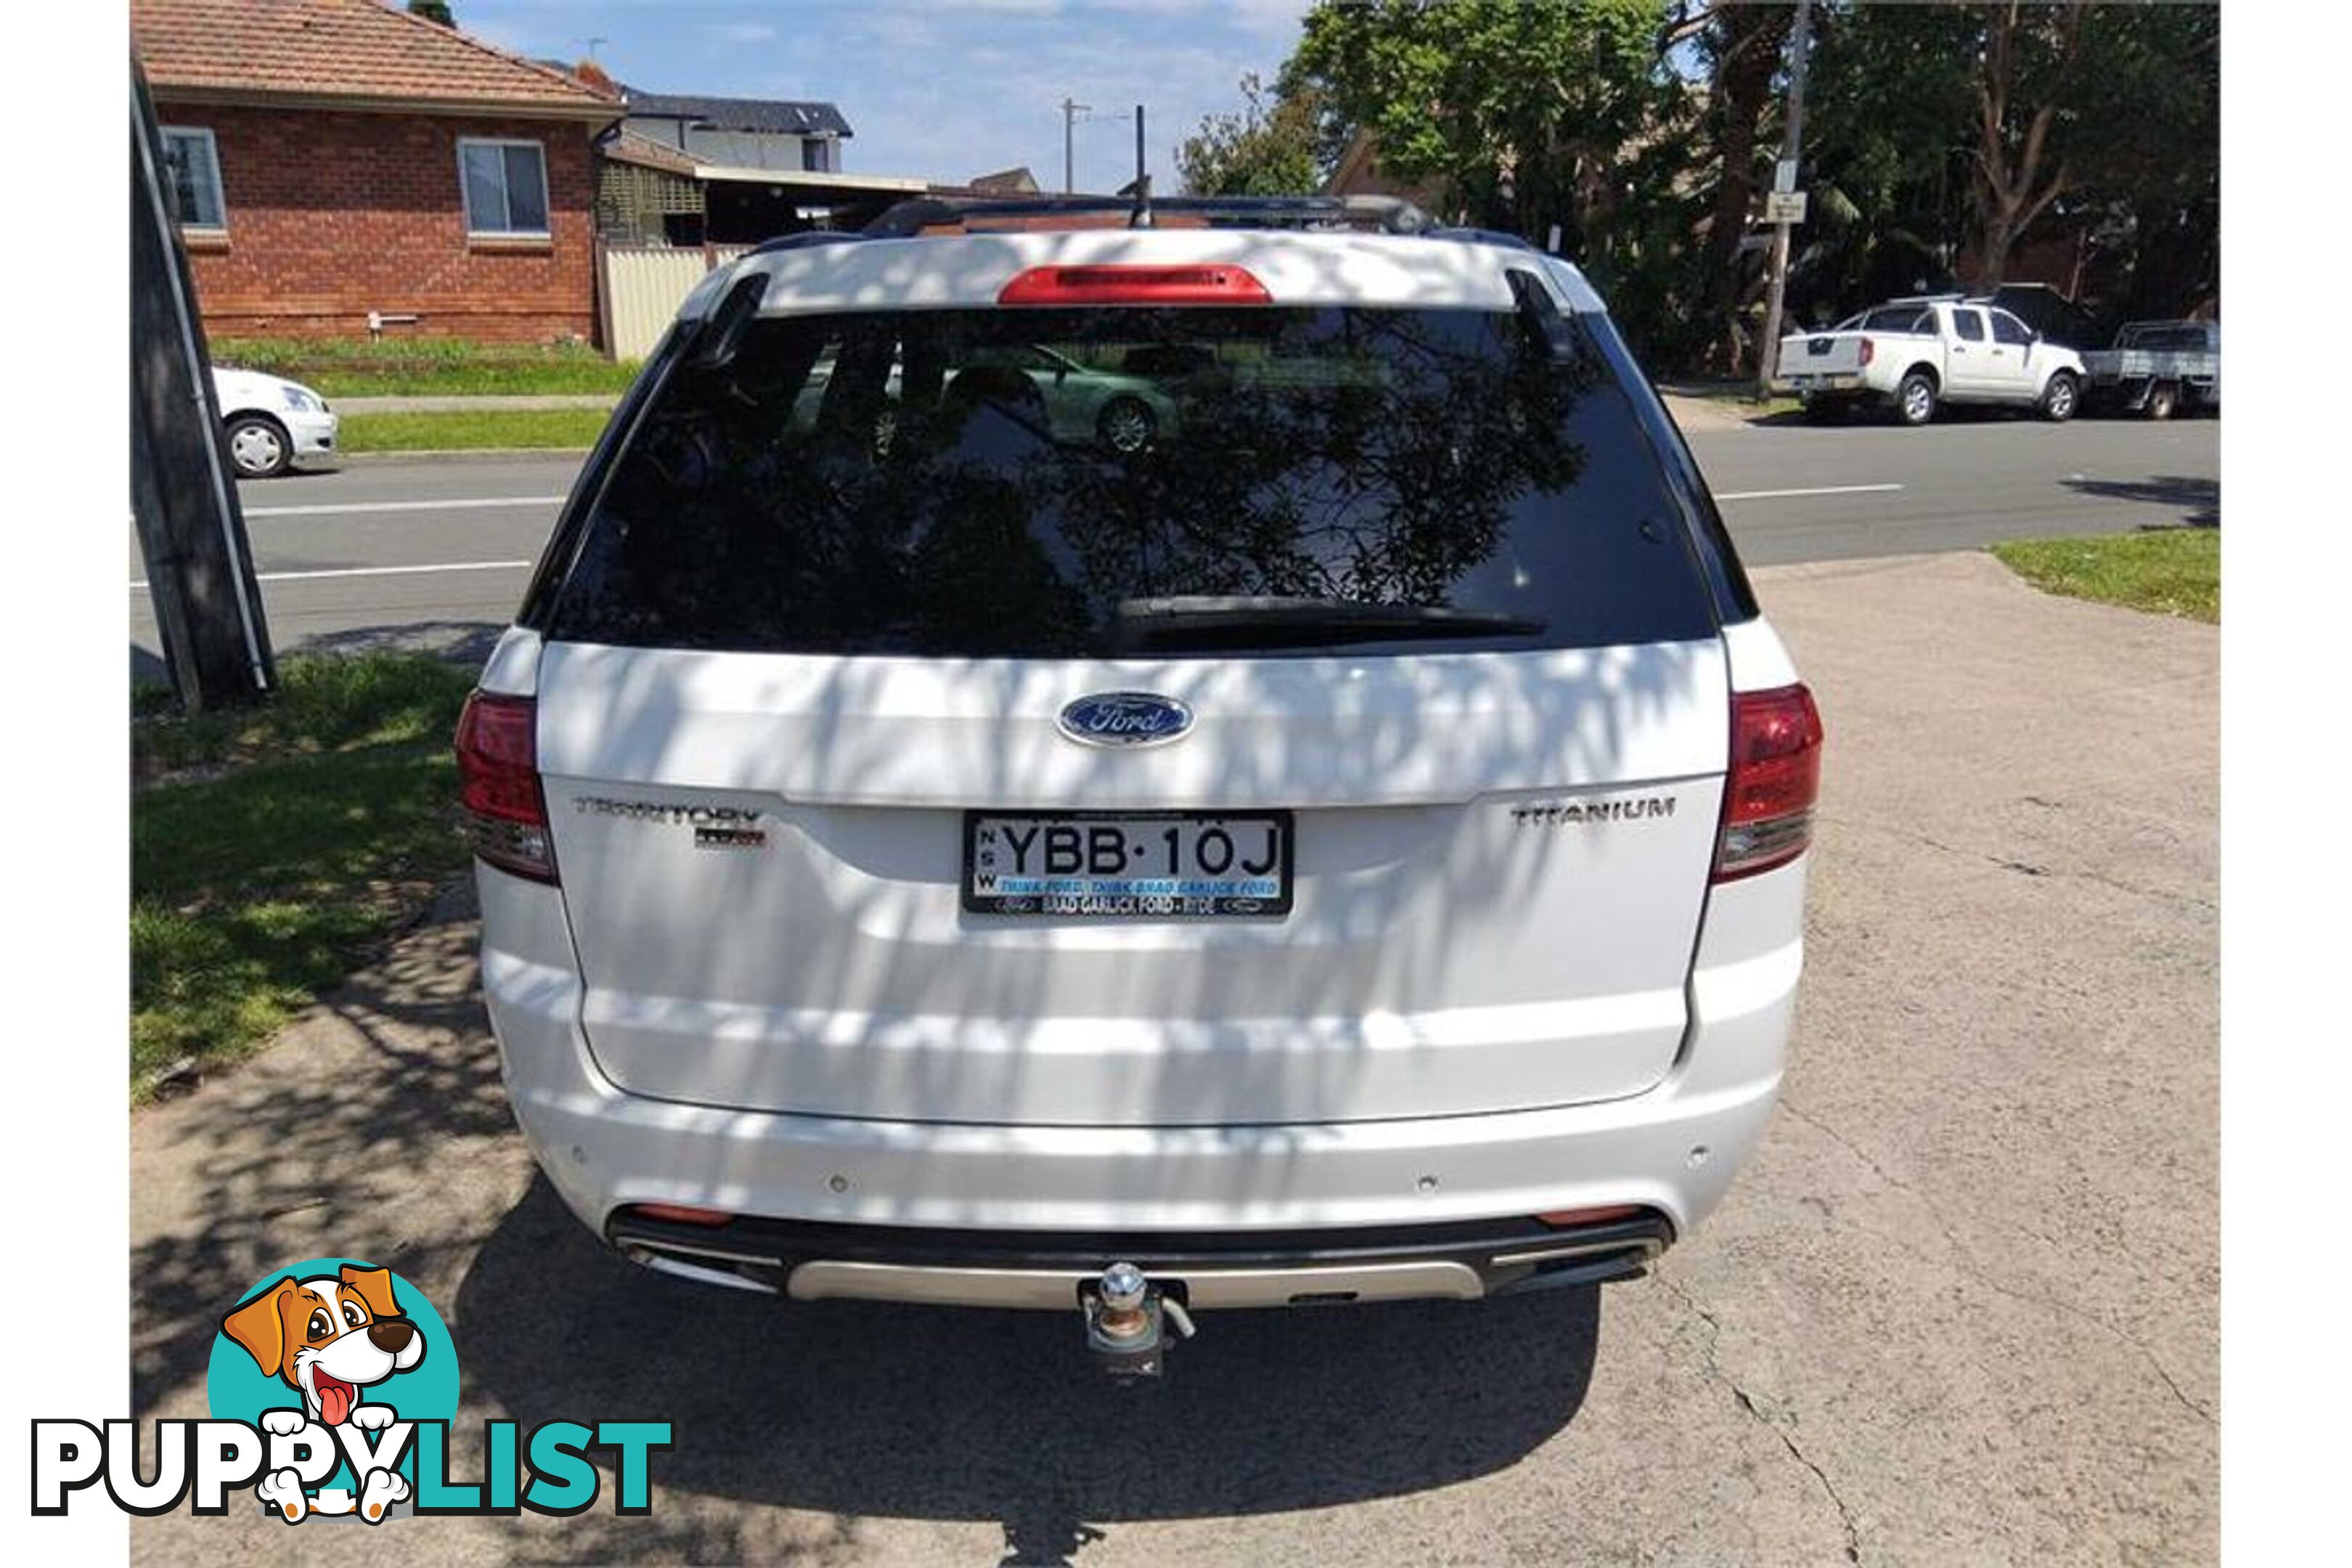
[962,811,1293,918]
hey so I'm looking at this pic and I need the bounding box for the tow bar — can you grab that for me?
[1082,1261,1196,1377]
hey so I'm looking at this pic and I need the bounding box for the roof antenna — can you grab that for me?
[1127,104,1152,229]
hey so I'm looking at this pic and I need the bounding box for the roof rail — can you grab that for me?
[860,193,1437,239]
[1427,226,1538,253]
[742,230,869,258]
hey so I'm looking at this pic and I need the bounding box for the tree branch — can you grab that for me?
[2015,160,2073,234]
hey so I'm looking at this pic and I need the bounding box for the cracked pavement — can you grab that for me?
[130,551,2215,1565]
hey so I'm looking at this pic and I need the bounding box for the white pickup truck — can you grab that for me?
[1777,296,2086,426]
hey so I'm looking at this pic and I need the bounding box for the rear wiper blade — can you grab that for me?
[1114,595,1545,648]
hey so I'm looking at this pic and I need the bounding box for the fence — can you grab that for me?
[602,243,750,361]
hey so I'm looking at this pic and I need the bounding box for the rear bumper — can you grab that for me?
[607,1211,1675,1305]
[1777,373,1867,395]
[478,856,1803,1305]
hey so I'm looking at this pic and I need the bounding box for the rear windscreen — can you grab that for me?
[544,302,1720,658]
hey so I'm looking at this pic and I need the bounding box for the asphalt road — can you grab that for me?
[128,413,2219,669]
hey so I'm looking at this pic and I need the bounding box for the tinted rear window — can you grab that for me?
[1861,306,1932,333]
[544,301,1719,658]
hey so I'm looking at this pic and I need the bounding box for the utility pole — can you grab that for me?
[1755,0,1815,398]
[1130,105,1151,224]
[1060,97,1091,194]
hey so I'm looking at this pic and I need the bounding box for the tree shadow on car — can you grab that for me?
[456,1177,1602,1535]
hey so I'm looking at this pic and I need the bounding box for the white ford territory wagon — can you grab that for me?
[461,197,1820,1363]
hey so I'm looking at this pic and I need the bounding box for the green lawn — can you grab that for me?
[131,655,478,1098]
[213,336,638,398]
[1990,528,2219,623]
[338,407,611,453]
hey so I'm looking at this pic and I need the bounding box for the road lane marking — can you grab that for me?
[132,560,533,589]
[140,480,1912,589]
[242,494,568,518]
[1715,483,1905,502]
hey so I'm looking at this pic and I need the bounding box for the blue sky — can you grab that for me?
[457,1,1313,193]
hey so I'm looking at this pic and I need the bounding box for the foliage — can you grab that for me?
[338,407,613,452]
[131,655,478,1096]
[1990,528,2218,624]
[406,1,456,27]
[134,651,478,778]
[211,336,636,397]
[1177,73,1330,196]
[1797,1,2218,322]
[1286,0,1686,248]
[1236,1,2217,372]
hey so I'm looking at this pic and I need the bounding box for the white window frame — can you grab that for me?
[457,136,552,238]
[159,125,226,232]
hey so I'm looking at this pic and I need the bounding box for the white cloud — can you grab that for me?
[703,22,780,44]
[1087,0,1309,36]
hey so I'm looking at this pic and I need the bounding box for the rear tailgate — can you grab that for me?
[1780,330,1868,380]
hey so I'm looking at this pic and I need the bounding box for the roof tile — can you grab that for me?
[133,0,619,112]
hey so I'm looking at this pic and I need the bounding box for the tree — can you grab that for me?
[1797,1,1980,311]
[407,1,455,27]
[1671,1,1797,372]
[1801,3,2218,312]
[1966,1,2091,288]
[1177,73,1329,197]
[1199,0,2216,368]
[1288,0,1681,237]
[1283,0,1692,351]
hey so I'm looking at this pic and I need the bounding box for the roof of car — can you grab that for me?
[682,219,1604,322]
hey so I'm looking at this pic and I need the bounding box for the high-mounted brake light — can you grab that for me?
[455,690,555,883]
[1715,683,1823,883]
[1859,335,1876,368]
[997,264,1273,306]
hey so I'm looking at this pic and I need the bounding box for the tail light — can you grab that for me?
[1715,684,1823,882]
[455,690,555,883]
[1859,336,1876,368]
[998,264,1272,306]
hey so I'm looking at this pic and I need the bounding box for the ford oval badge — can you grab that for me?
[1057,691,1193,748]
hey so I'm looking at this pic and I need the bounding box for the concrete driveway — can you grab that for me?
[129,551,2216,1566]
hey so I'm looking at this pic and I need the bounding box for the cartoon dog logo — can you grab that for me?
[220,1265,423,1522]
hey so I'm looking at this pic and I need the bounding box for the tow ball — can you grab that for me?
[1082,1262,1196,1377]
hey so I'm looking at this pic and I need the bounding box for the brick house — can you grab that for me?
[132,0,621,345]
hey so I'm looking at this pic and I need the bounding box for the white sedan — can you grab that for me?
[211,366,340,478]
